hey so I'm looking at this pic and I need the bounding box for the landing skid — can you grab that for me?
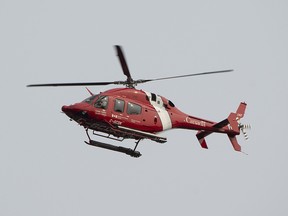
[85,140,142,158]
[85,129,142,158]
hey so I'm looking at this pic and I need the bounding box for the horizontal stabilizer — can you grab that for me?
[196,118,230,149]
[196,118,229,140]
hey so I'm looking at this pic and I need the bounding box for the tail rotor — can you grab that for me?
[238,121,251,140]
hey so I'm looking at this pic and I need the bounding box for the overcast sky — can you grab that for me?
[1,0,287,215]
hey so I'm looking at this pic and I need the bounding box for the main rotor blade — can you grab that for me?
[27,70,234,87]
[115,45,132,81]
[27,81,117,87]
[144,69,233,82]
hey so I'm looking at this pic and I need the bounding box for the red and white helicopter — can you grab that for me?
[27,45,250,157]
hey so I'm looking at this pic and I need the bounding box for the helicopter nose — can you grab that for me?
[62,105,77,119]
[62,105,76,116]
[61,104,89,120]
[61,105,69,113]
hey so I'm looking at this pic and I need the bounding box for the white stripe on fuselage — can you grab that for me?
[144,91,172,131]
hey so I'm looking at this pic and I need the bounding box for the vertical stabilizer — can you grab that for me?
[236,102,247,119]
[228,135,241,151]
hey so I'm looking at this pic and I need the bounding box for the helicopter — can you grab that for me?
[27,45,250,157]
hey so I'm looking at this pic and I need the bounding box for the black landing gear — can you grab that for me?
[84,129,142,158]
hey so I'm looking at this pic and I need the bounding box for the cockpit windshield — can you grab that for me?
[83,94,99,104]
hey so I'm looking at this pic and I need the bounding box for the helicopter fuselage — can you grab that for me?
[62,87,238,141]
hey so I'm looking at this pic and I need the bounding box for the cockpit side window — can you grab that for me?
[94,96,109,109]
[114,99,125,113]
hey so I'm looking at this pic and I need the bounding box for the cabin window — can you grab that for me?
[114,99,125,113]
[127,102,142,115]
[94,96,109,109]
[168,100,175,107]
[151,93,157,102]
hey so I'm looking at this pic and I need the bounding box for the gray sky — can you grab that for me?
[1,0,287,215]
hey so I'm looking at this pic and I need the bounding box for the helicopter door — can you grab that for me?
[126,102,144,129]
[94,95,110,118]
